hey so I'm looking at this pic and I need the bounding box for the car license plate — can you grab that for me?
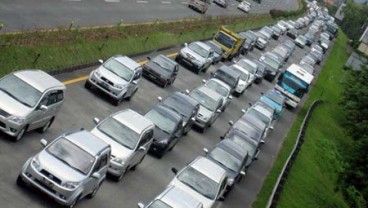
[42,177,54,188]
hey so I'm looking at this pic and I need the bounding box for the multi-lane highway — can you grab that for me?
[0,0,298,32]
[0,23,331,208]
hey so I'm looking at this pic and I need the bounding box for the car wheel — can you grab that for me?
[115,166,129,182]
[162,81,169,88]
[113,96,124,106]
[16,175,26,187]
[38,117,54,133]
[13,126,27,142]
[175,55,181,63]
[84,81,91,89]
[87,180,103,199]
[132,155,145,170]
[126,89,138,101]
[68,195,81,208]
[170,77,176,85]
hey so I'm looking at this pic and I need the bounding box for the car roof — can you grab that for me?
[239,58,258,68]
[164,92,199,108]
[157,186,203,208]
[240,113,267,131]
[113,55,141,70]
[14,70,65,92]
[217,139,248,158]
[65,130,110,156]
[195,85,223,101]
[206,78,232,91]
[252,102,274,118]
[190,156,227,183]
[150,105,182,123]
[217,65,241,79]
[112,109,154,134]
[192,41,212,51]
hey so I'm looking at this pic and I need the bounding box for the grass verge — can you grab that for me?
[252,31,351,208]
[0,14,276,77]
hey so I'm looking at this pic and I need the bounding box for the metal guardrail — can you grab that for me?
[266,99,323,208]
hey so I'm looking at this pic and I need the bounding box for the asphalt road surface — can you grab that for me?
[0,0,298,32]
[0,22,333,208]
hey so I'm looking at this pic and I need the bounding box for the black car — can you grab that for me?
[159,92,200,135]
[145,105,183,158]
[204,139,248,194]
[286,28,298,39]
[252,59,266,84]
[304,32,315,46]
[143,54,179,88]
[211,65,241,94]
[223,129,264,168]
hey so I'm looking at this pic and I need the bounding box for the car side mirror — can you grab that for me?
[229,120,234,126]
[171,167,178,175]
[40,139,48,147]
[240,171,246,176]
[270,126,274,131]
[229,95,233,100]
[210,72,214,76]
[202,79,207,84]
[260,92,264,95]
[241,109,246,113]
[184,43,188,47]
[132,80,138,85]
[138,146,146,152]
[98,59,104,64]
[93,117,100,124]
[191,117,196,122]
[92,172,101,179]
[218,195,225,202]
[203,148,209,154]
[233,60,237,64]
[39,105,48,111]
[137,203,145,208]
[260,140,265,145]
[216,109,222,113]
[147,57,151,61]
[184,89,190,94]
[157,96,162,102]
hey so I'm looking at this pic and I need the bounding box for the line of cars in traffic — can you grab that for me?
[189,0,257,14]
[0,7,337,208]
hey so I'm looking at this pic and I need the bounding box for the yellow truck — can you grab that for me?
[213,26,245,61]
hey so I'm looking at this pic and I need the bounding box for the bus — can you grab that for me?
[274,64,314,109]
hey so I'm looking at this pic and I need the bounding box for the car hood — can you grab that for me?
[37,151,86,182]
[90,128,133,159]
[169,178,214,208]
[181,47,206,63]
[144,61,171,78]
[0,91,32,117]
[98,66,129,86]
[153,127,171,143]
[197,105,214,120]
[257,38,267,44]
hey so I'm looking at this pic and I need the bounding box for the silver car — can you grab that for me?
[188,86,224,132]
[138,185,203,208]
[203,78,232,112]
[244,101,275,138]
[17,130,111,208]
[85,55,143,106]
[91,109,155,181]
[0,70,65,142]
[169,156,228,208]
[176,41,214,74]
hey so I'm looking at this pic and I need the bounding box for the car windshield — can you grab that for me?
[151,56,175,76]
[206,41,222,54]
[265,91,284,105]
[145,108,176,134]
[209,148,242,172]
[190,89,217,111]
[177,166,219,200]
[278,71,308,98]
[147,200,172,208]
[263,56,279,70]
[163,95,193,119]
[237,60,257,74]
[103,58,134,82]
[47,137,95,175]
[231,66,249,81]
[214,31,236,49]
[0,74,42,108]
[247,108,271,125]
[188,43,209,58]
[213,70,236,87]
[97,117,140,150]
[227,132,256,156]
[206,80,229,97]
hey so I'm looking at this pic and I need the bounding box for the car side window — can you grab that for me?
[57,90,64,102]
[133,69,142,80]
[39,91,63,107]
[138,129,153,147]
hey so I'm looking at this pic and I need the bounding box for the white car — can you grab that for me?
[229,64,251,97]
[203,78,233,111]
[237,1,251,13]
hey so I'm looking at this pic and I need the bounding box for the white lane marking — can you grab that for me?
[105,0,120,2]
[137,0,148,3]
[62,0,81,2]
[181,2,188,4]
[161,1,171,3]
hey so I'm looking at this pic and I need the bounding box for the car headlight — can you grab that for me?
[31,157,41,171]
[94,69,102,77]
[227,178,235,186]
[115,84,126,90]
[8,115,25,124]
[112,157,126,165]
[198,114,208,121]
[193,59,202,66]
[238,82,245,88]
[63,181,81,189]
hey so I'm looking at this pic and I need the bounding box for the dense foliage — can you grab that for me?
[340,65,368,207]
[339,1,368,43]
[269,0,307,19]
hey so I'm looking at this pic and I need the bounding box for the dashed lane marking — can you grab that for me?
[137,0,149,3]
[62,52,178,85]
[105,0,120,2]
[161,1,171,4]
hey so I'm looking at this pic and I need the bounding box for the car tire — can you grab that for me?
[132,155,145,170]
[115,166,129,182]
[16,175,26,187]
[126,89,138,101]
[38,117,54,133]
[86,180,103,199]
[84,81,91,89]
[13,126,27,142]
[67,195,81,208]
[170,77,176,85]
[113,96,124,106]
[162,81,169,88]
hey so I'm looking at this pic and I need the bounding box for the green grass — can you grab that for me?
[0,15,276,77]
[253,31,351,208]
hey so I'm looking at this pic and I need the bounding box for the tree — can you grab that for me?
[340,1,368,41]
